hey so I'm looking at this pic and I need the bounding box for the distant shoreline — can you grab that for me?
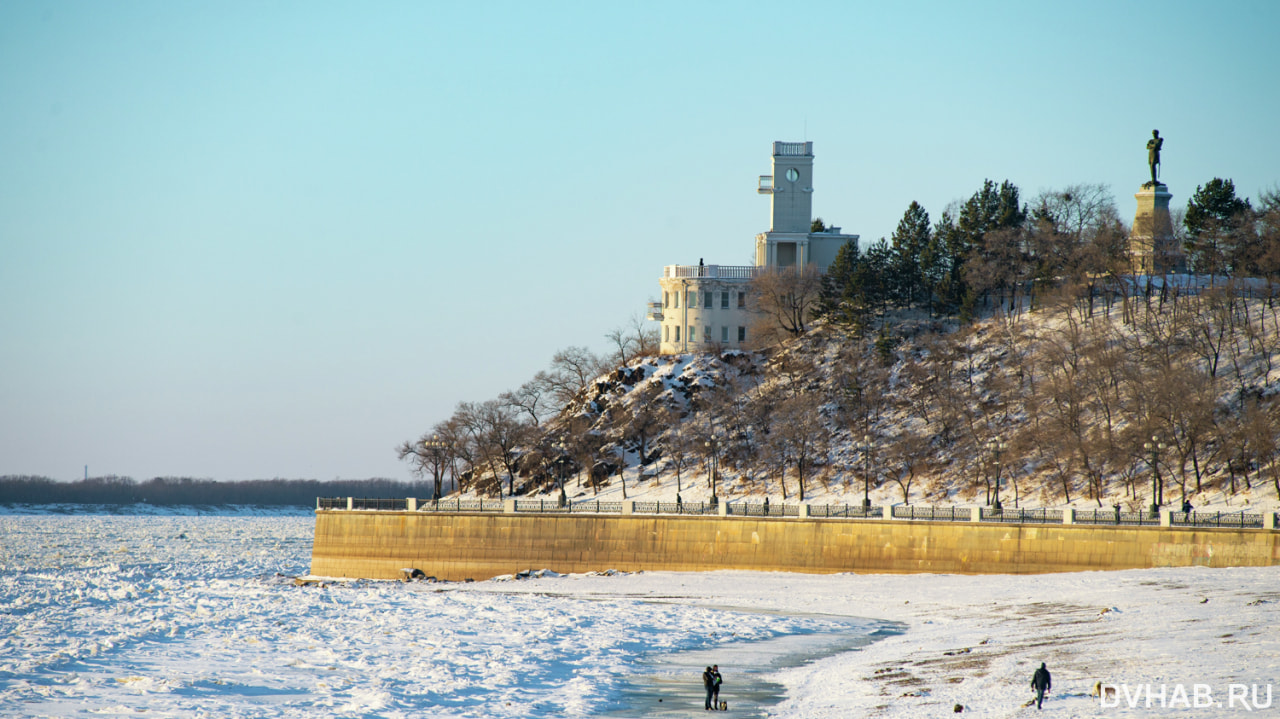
[0,502,315,516]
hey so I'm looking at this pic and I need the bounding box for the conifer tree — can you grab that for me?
[1184,178,1253,277]
[889,201,932,307]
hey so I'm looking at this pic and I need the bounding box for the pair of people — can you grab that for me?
[702,665,723,710]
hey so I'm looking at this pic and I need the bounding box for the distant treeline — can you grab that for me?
[0,475,419,507]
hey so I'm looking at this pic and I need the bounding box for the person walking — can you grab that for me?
[703,666,715,710]
[711,664,723,709]
[1031,662,1052,710]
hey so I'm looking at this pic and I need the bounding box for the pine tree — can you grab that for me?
[921,210,960,315]
[957,180,1026,314]
[817,240,865,328]
[1184,178,1253,277]
[889,201,932,307]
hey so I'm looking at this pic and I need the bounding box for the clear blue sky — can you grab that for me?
[3,1,1277,482]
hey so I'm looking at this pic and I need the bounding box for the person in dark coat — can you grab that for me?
[711,664,723,708]
[1031,662,1051,709]
[703,666,715,710]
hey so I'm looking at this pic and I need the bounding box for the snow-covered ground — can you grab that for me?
[2,512,1276,717]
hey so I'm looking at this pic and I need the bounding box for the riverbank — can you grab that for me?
[481,567,1279,717]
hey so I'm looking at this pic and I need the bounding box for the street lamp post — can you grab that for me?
[554,441,568,508]
[857,434,874,509]
[1143,435,1167,515]
[421,436,449,500]
[704,437,719,505]
[985,439,1008,511]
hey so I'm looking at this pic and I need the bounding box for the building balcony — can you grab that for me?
[773,141,812,157]
[645,302,663,321]
[662,264,760,280]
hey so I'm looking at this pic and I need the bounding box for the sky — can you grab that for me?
[2,1,1278,482]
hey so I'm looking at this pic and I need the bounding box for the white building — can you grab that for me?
[649,141,859,354]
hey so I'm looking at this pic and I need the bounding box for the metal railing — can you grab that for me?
[809,504,881,519]
[1070,509,1162,527]
[980,508,1064,524]
[1073,509,1161,526]
[415,498,505,513]
[316,498,1276,532]
[1171,511,1263,529]
[352,497,408,511]
[737,501,794,517]
[893,505,970,522]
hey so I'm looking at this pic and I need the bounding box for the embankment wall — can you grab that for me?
[309,511,1280,580]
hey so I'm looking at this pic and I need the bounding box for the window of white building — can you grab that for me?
[721,292,729,309]
[704,292,712,309]
[737,291,746,308]
[664,325,669,342]
[738,326,746,342]
[721,326,729,342]
[664,291,669,308]
[675,325,680,342]
[705,326,711,343]
[689,325,696,342]
[688,290,696,307]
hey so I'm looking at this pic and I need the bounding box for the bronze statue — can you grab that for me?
[1147,130,1163,186]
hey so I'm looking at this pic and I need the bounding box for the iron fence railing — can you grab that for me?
[736,502,794,517]
[416,498,505,513]
[572,501,624,514]
[980,508,1064,524]
[316,498,1276,531]
[351,497,408,511]
[809,504,882,519]
[893,505,970,522]
[657,501,717,515]
[1171,511,1263,529]
[1073,509,1161,526]
[514,499,572,513]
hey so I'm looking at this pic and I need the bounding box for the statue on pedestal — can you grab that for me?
[1146,130,1164,187]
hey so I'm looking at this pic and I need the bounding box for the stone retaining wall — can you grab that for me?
[309,511,1280,580]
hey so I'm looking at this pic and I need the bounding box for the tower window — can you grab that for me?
[674,292,679,309]
[664,291,669,308]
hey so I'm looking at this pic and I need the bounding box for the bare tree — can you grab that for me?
[748,264,825,345]
[396,420,457,499]
[629,312,661,358]
[774,394,826,502]
[543,346,609,406]
[884,428,930,504]
[499,374,556,426]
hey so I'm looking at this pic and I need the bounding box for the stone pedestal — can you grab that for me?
[1131,183,1180,274]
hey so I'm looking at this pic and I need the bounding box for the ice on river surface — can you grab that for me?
[0,515,882,717]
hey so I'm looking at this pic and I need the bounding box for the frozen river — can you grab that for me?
[0,513,884,717]
[3,510,1278,717]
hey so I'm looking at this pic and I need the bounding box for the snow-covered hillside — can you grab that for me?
[464,291,1280,516]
